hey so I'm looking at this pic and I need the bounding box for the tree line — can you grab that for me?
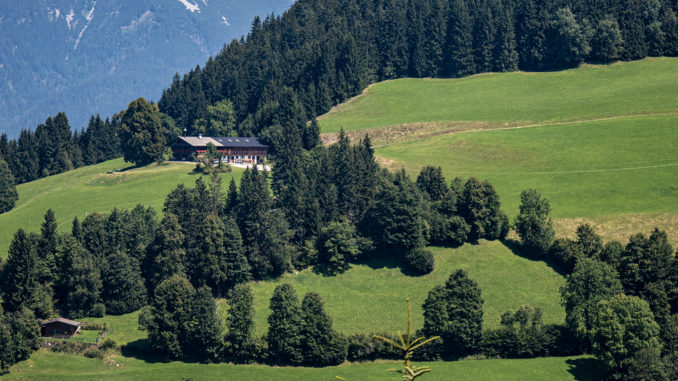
[511,188,678,380]
[158,0,678,140]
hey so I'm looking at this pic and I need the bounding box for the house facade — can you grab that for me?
[41,318,81,338]
[171,136,269,164]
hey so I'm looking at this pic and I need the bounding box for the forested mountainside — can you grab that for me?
[159,0,678,140]
[0,0,294,138]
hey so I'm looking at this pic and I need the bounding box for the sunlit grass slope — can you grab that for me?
[7,350,601,381]
[0,158,243,259]
[377,115,678,219]
[319,58,678,133]
[249,240,565,336]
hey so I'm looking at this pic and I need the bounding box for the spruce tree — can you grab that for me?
[101,251,146,315]
[186,215,228,295]
[79,212,107,258]
[71,217,82,241]
[188,286,222,361]
[225,284,256,363]
[493,7,519,72]
[222,216,251,290]
[0,158,18,214]
[267,283,303,364]
[148,213,186,291]
[64,251,102,318]
[363,170,426,253]
[416,166,448,202]
[37,209,58,285]
[224,178,238,216]
[2,230,38,313]
[445,0,476,77]
[299,292,345,365]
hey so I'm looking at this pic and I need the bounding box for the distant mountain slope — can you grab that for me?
[0,0,294,138]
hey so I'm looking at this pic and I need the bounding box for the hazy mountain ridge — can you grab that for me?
[0,0,294,138]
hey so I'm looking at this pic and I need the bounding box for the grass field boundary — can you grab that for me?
[371,112,678,148]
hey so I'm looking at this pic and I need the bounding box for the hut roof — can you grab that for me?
[41,318,81,327]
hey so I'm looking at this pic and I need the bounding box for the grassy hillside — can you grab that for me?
[377,115,678,219]
[0,159,243,259]
[6,351,603,381]
[319,58,678,134]
[319,58,678,243]
[249,240,565,335]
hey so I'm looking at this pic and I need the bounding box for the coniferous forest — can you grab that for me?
[1,0,678,379]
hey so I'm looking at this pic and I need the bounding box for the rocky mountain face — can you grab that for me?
[0,0,293,137]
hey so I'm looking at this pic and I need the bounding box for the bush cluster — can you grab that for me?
[404,248,434,275]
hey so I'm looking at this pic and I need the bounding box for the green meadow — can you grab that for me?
[376,115,678,219]
[0,159,243,259]
[6,350,603,381]
[319,58,678,133]
[249,240,565,335]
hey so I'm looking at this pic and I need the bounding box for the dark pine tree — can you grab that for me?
[267,283,303,364]
[224,283,257,363]
[0,158,18,214]
[101,251,146,315]
[299,291,345,365]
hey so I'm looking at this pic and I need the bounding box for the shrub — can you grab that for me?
[90,303,106,318]
[404,248,434,275]
[84,349,104,359]
[99,339,117,351]
[345,333,400,362]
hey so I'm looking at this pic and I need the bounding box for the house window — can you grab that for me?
[54,329,60,335]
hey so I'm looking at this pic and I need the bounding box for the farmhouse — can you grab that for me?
[40,318,81,338]
[171,135,269,164]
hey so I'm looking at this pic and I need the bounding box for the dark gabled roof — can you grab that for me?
[212,137,268,148]
[41,318,81,327]
[174,136,268,149]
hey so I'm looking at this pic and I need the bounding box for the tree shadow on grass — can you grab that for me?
[501,238,569,277]
[565,357,607,381]
[120,339,204,364]
[120,339,169,363]
[360,253,403,271]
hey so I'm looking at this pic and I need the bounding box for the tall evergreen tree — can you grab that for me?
[363,169,426,253]
[0,158,18,214]
[416,166,449,202]
[147,213,186,291]
[188,286,222,361]
[224,284,256,363]
[445,0,476,77]
[101,251,146,315]
[64,250,101,318]
[2,230,39,314]
[458,177,508,241]
[224,178,239,216]
[37,209,58,285]
[267,283,303,364]
[222,216,252,290]
[299,292,345,365]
